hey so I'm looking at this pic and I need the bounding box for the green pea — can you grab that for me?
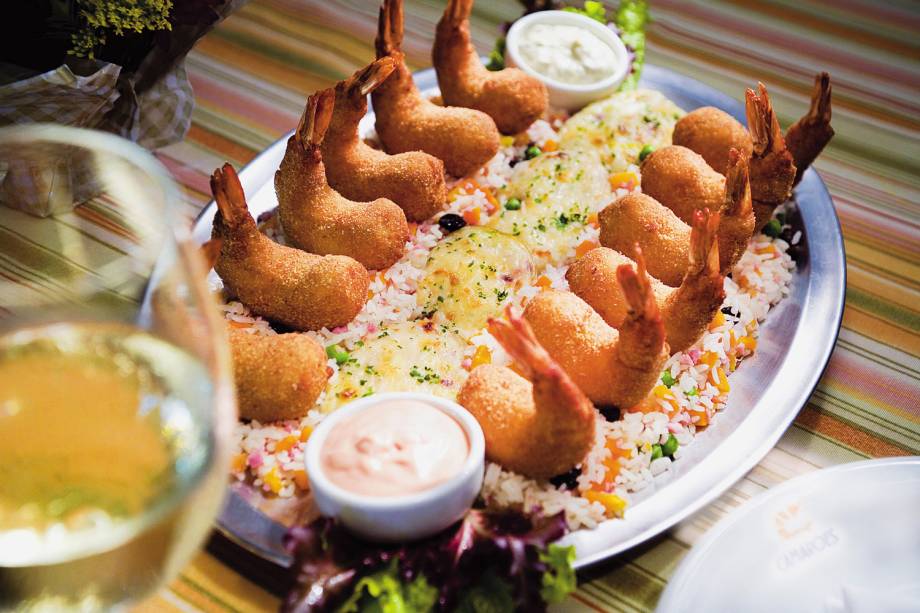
[661,371,676,388]
[524,145,541,160]
[504,198,522,211]
[325,344,350,365]
[662,434,679,457]
[638,144,655,162]
[764,218,783,238]
[651,444,663,460]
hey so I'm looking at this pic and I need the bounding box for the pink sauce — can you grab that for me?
[320,400,469,497]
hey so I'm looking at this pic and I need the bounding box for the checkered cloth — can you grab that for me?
[0,58,194,217]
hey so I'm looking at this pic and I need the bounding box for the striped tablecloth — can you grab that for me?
[133,0,915,610]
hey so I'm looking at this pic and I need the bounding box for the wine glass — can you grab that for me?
[0,124,236,610]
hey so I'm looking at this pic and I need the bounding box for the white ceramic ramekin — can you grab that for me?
[304,392,485,542]
[505,10,630,111]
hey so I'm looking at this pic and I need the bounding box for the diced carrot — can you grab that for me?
[583,490,627,518]
[482,189,499,213]
[729,352,737,372]
[587,212,599,228]
[231,452,248,473]
[293,470,310,490]
[739,336,757,351]
[609,171,638,191]
[755,245,776,256]
[462,207,481,225]
[535,275,553,290]
[471,345,492,368]
[575,240,598,259]
[711,311,725,329]
[275,435,298,453]
[701,351,719,367]
[691,410,709,428]
[652,385,671,399]
[543,139,559,152]
[715,367,730,393]
[228,320,252,329]
[299,426,313,442]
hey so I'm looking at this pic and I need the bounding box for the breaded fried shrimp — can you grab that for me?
[672,106,752,175]
[276,89,409,271]
[601,149,753,285]
[373,0,500,177]
[210,164,369,331]
[786,72,834,186]
[569,214,724,354]
[746,83,797,230]
[640,146,724,225]
[599,193,689,287]
[321,58,448,221]
[434,0,548,135]
[522,260,668,408]
[229,328,329,422]
[457,307,596,479]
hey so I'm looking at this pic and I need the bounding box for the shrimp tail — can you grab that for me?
[295,89,335,152]
[745,83,796,226]
[724,148,753,217]
[614,246,668,365]
[200,238,222,271]
[488,306,594,425]
[211,163,253,230]
[717,149,755,272]
[376,0,404,57]
[487,306,549,382]
[688,208,722,280]
[348,57,397,98]
[786,72,834,186]
[444,0,473,25]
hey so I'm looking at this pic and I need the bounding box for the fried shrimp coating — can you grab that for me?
[522,259,668,408]
[210,164,369,331]
[672,106,752,175]
[745,83,797,230]
[321,58,448,222]
[600,149,753,285]
[568,213,724,354]
[229,328,329,422]
[433,0,547,135]
[457,307,595,479]
[786,72,834,186]
[276,89,409,271]
[640,145,724,224]
[373,0,500,177]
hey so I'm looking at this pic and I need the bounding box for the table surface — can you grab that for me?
[120,0,919,610]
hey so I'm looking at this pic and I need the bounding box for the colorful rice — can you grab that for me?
[222,90,797,530]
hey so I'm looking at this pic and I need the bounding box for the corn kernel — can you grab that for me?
[711,311,725,329]
[264,468,282,494]
[500,135,515,147]
[471,344,492,368]
[653,385,671,399]
[701,351,719,367]
[739,336,757,351]
[584,491,628,518]
[609,171,638,191]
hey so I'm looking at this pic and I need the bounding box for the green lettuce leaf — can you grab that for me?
[455,574,514,613]
[338,562,437,613]
[563,1,607,23]
[539,544,577,604]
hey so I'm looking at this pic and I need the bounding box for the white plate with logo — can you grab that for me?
[658,457,920,612]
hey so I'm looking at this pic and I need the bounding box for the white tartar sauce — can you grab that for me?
[518,23,617,85]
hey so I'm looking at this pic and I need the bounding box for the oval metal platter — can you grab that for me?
[194,64,846,569]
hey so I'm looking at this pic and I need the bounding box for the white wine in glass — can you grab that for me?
[0,125,236,611]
